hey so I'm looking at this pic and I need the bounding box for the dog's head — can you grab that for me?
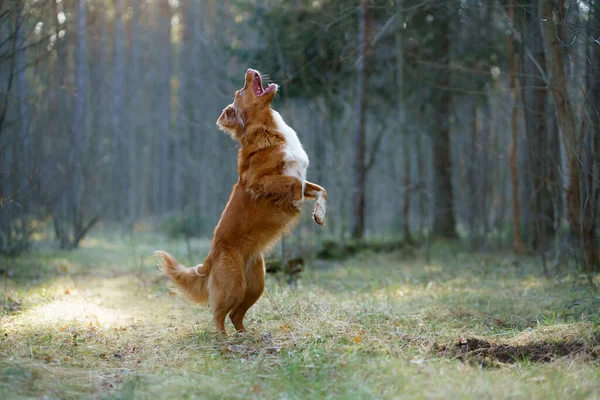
[217,69,278,140]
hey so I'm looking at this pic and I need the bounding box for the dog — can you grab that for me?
[155,69,327,334]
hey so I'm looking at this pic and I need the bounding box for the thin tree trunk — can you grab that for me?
[128,0,141,224]
[159,2,171,214]
[72,0,88,240]
[432,13,457,238]
[417,109,427,242]
[468,102,478,244]
[351,0,369,240]
[519,0,550,254]
[49,0,65,245]
[531,1,548,253]
[508,0,525,253]
[16,7,28,184]
[113,0,125,220]
[174,3,187,213]
[590,0,600,246]
[395,0,413,245]
[15,3,29,236]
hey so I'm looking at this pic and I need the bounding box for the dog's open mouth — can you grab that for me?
[249,69,276,96]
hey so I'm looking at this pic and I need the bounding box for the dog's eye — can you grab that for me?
[239,90,244,96]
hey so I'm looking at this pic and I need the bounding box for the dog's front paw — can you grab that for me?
[313,195,326,226]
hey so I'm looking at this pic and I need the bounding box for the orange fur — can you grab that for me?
[155,69,327,334]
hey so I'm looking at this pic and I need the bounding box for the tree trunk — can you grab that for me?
[351,0,369,240]
[590,0,600,248]
[467,103,478,243]
[519,0,552,252]
[16,7,28,187]
[159,2,172,214]
[432,13,457,238]
[15,3,29,238]
[113,0,125,219]
[530,2,549,253]
[508,0,526,253]
[128,0,141,224]
[72,0,88,239]
[174,3,187,213]
[395,0,413,245]
[542,0,598,270]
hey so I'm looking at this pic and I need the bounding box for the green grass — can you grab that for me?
[0,230,599,399]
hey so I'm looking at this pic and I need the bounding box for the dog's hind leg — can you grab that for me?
[229,255,265,332]
[208,252,246,335]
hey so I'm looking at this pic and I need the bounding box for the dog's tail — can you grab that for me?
[154,250,211,304]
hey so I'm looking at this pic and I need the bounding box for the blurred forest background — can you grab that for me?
[0,0,599,276]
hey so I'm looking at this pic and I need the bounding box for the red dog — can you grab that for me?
[155,69,327,334]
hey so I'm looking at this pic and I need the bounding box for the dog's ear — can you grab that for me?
[216,105,243,136]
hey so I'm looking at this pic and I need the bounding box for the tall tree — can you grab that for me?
[508,0,525,253]
[113,0,126,219]
[16,4,29,186]
[159,2,172,214]
[71,0,87,242]
[128,0,141,223]
[591,1,600,246]
[395,0,413,244]
[66,0,97,248]
[519,0,555,254]
[432,9,457,238]
[351,0,370,240]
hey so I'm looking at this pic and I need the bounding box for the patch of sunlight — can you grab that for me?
[519,276,543,289]
[30,230,52,241]
[2,297,132,331]
[510,323,594,346]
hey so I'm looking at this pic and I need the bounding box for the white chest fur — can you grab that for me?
[271,110,309,189]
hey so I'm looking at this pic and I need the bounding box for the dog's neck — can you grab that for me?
[239,109,284,151]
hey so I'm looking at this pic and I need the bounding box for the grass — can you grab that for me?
[0,229,599,399]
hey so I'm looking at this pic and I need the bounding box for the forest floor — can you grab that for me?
[0,230,599,399]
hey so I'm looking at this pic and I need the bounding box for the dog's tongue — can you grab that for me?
[264,83,276,94]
